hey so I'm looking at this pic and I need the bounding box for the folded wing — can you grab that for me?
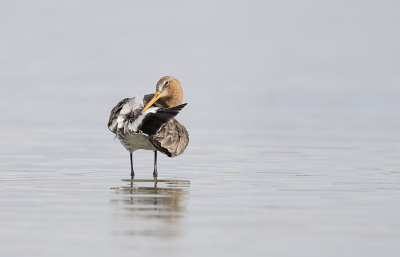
[149,118,189,158]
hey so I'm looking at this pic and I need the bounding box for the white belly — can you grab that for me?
[117,131,157,153]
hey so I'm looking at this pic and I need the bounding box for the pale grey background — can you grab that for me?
[1,1,400,256]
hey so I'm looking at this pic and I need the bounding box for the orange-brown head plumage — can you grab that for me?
[156,76,183,108]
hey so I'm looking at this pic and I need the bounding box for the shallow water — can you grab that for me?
[1,89,400,256]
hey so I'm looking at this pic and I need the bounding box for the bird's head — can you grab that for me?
[141,76,183,113]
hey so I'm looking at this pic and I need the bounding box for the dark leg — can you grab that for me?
[153,151,158,178]
[130,152,134,178]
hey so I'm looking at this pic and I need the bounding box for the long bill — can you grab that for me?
[141,91,163,113]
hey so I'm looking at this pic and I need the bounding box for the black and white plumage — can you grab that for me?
[108,76,189,178]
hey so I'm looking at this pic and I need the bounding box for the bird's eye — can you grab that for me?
[165,81,169,85]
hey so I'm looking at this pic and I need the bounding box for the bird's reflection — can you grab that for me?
[110,178,190,237]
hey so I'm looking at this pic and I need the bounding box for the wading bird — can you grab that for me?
[108,76,189,178]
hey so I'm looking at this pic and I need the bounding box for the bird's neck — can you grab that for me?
[159,95,183,108]
[159,86,183,107]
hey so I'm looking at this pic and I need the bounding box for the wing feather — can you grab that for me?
[138,104,187,136]
[108,98,130,133]
[108,94,160,133]
[149,118,189,157]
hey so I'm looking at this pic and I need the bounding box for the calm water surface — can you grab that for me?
[1,89,400,257]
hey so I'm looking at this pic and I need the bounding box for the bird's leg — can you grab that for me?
[130,152,135,178]
[153,151,158,178]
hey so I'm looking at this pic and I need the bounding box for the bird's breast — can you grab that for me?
[117,130,156,152]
